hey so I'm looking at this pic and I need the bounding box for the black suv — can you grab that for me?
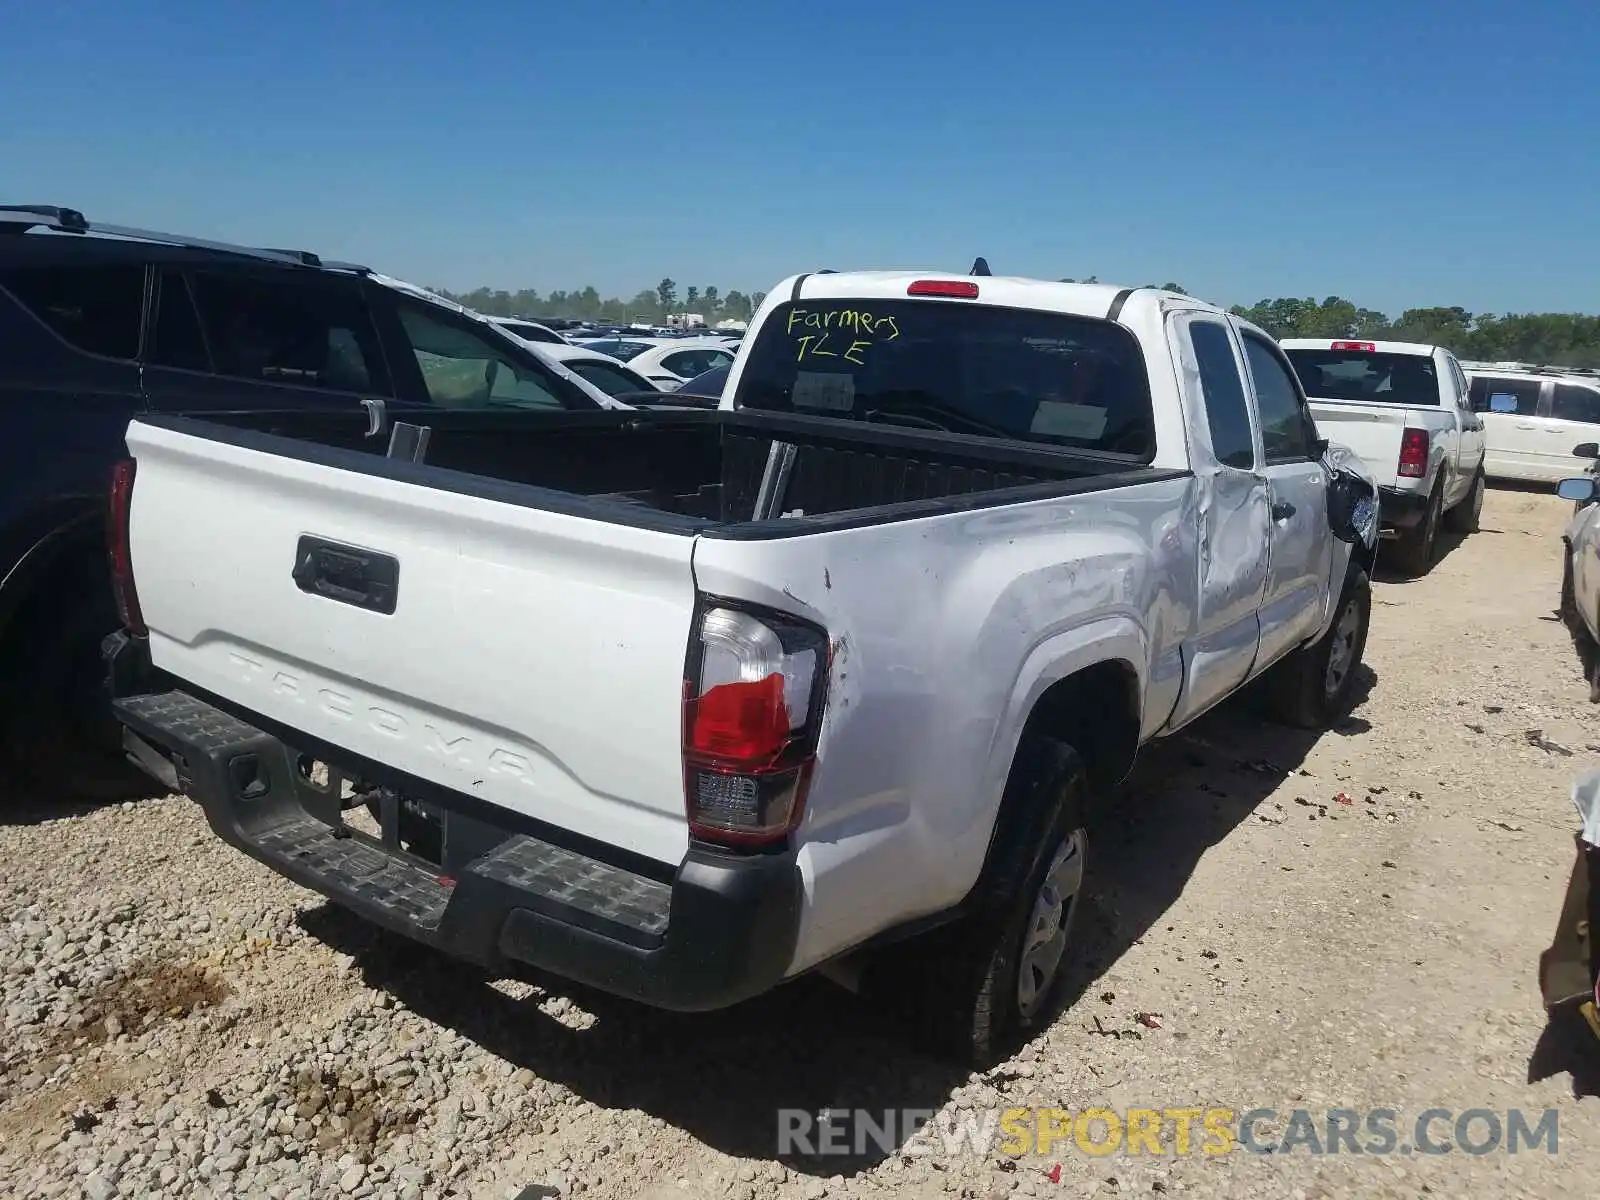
[0,206,609,801]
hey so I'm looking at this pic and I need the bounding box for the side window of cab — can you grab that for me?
[1188,319,1256,470]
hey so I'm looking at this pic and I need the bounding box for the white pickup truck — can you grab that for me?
[106,271,1379,1064]
[1280,338,1487,575]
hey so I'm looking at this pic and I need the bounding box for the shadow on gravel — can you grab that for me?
[1528,1003,1600,1100]
[1048,665,1378,1037]
[0,774,106,827]
[1370,528,1474,585]
[296,667,1378,1178]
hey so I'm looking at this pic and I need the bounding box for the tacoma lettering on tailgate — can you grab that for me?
[224,650,540,786]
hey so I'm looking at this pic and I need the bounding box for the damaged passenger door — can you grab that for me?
[1236,328,1334,669]
[1162,312,1270,731]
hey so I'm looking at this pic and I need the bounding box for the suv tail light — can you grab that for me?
[107,458,146,636]
[683,604,829,847]
[1398,428,1429,479]
[1331,341,1376,352]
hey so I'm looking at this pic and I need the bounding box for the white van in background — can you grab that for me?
[1461,363,1600,484]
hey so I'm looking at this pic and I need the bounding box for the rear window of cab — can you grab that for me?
[734,299,1156,460]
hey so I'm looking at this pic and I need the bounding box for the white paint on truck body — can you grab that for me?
[125,272,1366,978]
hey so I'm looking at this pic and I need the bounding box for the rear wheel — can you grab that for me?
[1,560,153,802]
[1264,568,1372,729]
[862,739,1089,1067]
[1443,469,1485,534]
[1389,486,1441,576]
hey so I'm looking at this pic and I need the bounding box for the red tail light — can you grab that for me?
[907,280,980,299]
[107,458,146,636]
[1331,341,1376,352]
[683,605,829,847]
[1398,428,1429,479]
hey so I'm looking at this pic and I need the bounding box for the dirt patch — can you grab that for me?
[46,959,229,1054]
[283,1064,422,1159]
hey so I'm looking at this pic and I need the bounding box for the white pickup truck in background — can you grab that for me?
[1281,338,1487,575]
[106,271,1378,1066]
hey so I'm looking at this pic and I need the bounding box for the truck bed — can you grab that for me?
[121,409,1182,866]
[194,406,1158,532]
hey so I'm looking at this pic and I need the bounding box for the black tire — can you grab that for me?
[861,739,1089,1067]
[1264,568,1373,730]
[1443,469,1484,534]
[1389,486,1442,576]
[0,562,154,803]
[1562,550,1579,625]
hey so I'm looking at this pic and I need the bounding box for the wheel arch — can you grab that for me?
[0,498,108,641]
[970,649,1143,899]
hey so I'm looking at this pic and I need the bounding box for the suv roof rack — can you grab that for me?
[0,204,369,273]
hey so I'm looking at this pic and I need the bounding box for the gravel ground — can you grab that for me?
[3,484,1600,1199]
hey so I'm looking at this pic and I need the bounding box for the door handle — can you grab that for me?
[360,396,387,438]
[1271,500,1296,521]
[292,536,400,615]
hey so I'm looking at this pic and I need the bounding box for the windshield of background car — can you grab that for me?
[1284,349,1442,406]
[500,321,563,343]
[583,339,653,361]
[733,299,1156,458]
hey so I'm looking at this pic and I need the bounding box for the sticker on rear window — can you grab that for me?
[1489,393,1519,413]
[1030,401,1108,440]
[792,371,856,412]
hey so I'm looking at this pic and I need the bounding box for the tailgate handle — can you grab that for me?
[292,536,399,615]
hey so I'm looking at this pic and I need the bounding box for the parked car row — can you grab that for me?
[1271,339,1600,577]
[567,335,738,390]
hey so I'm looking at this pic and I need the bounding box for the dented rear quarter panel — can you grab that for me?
[692,472,1199,972]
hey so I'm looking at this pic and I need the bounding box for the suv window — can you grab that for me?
[147,270,212,372]
[1468,376,1540,415]
[1242,334,1317,463]
[736,299,1157,457]
[1554,383,1600,425]
[0,265,144,360]
[395,302,570,409]
[1189,320,1254,469]
[1282,348,1442,407]
[188,271,385,394]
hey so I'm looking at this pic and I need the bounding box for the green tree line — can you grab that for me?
[432,277,767,326]
[437,274,1600,367]
[1071,281,1600,368]
[1225,296,1600,368]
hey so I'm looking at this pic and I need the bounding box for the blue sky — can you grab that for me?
[3,0,1595,316]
